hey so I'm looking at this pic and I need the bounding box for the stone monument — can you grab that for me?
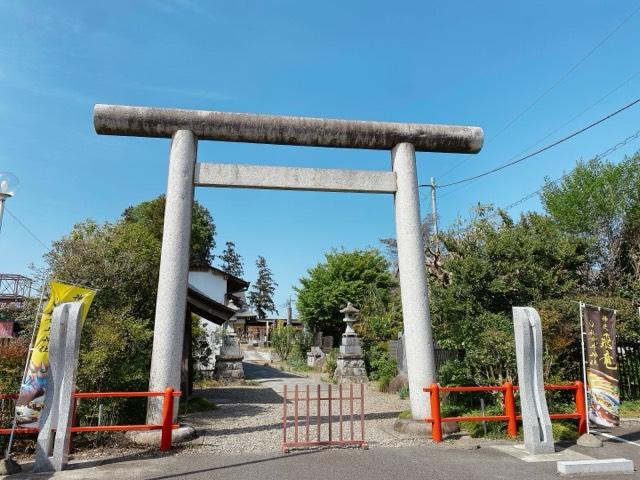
[213,321,244,383]
[513,307,555,454]
[334,303,368,384]
[306,346,325,370]
[34,302,84,472]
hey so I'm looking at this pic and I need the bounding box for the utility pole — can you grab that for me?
[286,297,292,326]
[430,177,439,254]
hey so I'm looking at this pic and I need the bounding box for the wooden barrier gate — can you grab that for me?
[282,384,366,452]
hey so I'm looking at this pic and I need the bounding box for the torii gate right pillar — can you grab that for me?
[392,143,436,420]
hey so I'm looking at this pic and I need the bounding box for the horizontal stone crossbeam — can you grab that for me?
[194,163,397,193]
[93,104,484,153]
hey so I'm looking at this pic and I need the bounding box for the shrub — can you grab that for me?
[270,326,297,361]
[365,342,396,381]
[552,421,578,441]
[0,337,29,395]
[292,330,314,359]
[397,385,409,400]
[324,348,338,378]
[286,354,311,372]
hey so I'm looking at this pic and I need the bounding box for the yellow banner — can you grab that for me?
[16,281,96,425]
[30,281,96,367]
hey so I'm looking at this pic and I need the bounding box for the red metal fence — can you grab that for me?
[0,387,181,452]
[282,384,366,452]
[423,381,587,442]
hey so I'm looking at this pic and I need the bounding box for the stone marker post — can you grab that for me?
[147,130,197,424]
[513,307,555,454]
[392,143,436,420]
[34,302,84,472]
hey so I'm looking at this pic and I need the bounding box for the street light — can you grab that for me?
[0,172,19,234]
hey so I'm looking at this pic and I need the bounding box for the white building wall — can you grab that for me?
[188,270,227,303]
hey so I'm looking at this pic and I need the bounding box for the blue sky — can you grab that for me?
[1,1,639,314]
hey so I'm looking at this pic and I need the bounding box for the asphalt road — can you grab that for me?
[6,435,640,480]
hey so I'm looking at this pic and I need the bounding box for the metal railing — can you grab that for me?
[0,387,181,452]
[282,384,367,452]
[423,381,587,442]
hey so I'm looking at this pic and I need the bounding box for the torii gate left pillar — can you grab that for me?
[93,104,483,424]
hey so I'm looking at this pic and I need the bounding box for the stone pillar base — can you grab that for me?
[214,357,244,383]
[334,354,368,384]
[393,418,459,437]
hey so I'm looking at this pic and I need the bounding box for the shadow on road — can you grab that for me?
[143,450,321,480]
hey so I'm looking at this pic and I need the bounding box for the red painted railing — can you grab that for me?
[0,387,181,452]
[423,381,587,442]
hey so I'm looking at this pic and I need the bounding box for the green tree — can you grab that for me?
[248,256,278,319]
[541,152,640,289]
[218,241,244,278]
[431,207,588,384]
[431,207,587,346]
[295,249,395,340]
[40,196,218,421]
[122,194,217,267]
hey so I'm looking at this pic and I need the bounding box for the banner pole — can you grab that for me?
[578,302,590,435]
[4,276,50,460]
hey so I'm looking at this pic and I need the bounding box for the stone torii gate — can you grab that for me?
[93,104,483,423]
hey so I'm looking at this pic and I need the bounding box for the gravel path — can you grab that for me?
[180,361,429,455]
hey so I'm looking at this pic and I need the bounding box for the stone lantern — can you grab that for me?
[334,302,368,384]
[214,319,244,383]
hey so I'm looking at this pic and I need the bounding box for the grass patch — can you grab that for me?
[286,355,312,373]
[194,378,221,389]
[398,409,412,419]
[244,380,261,386]
[621,400,640,417]
[397,385,409,400]
[178,397,217,415]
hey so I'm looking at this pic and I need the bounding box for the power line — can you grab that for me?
[427,96,640,189]
[486,4,640,145]
[436,71,640,201]
[502,128,640,212]
[4,206,49,250]
[438,4,640,180]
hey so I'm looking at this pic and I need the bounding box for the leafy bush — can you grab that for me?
[270,326,297,361]
[365,343,396,380]
[324,348,338,378]
[397,385,409,400]
[0,337,29,395]
[552,420,578,441]
[292,330,314,360]
[459,404,507,438]
[286,354,311,372]
[438,359,474,386]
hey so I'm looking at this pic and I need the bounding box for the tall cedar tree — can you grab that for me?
[219,241,244,278]
[248,256,278,319]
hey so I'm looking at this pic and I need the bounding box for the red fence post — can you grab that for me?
[69,396,78,451]
[574,381,587,435]
[504,382,517,438]
[282,385,288,450]
[428,384,442,442]
[160,387,174,452]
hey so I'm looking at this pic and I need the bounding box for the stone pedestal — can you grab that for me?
[334,303,368,384]
[214,330,244,383]
[307,346,325,369]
